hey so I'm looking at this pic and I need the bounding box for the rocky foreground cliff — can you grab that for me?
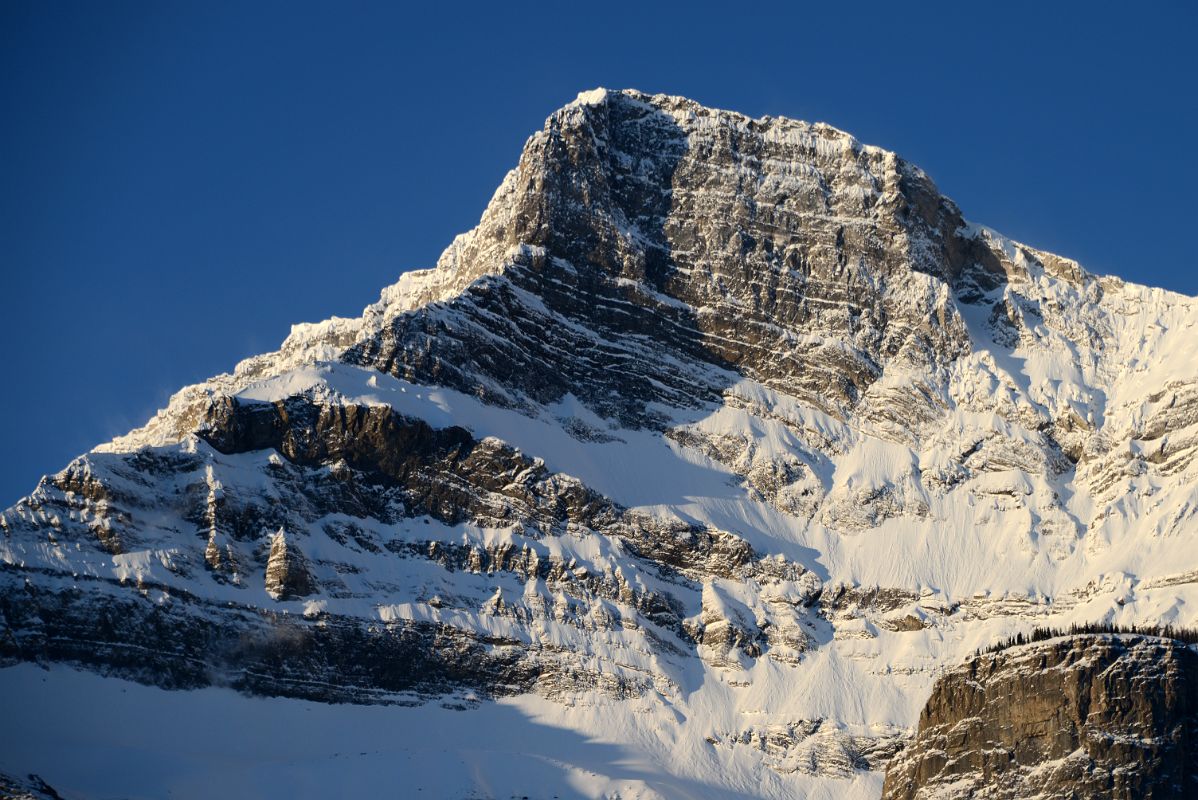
[2,89,1197,799]
[883,635,1198,799]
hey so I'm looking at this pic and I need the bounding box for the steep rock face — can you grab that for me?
[348,90,978,428]
[3,89,1198,798]
[882,636,1198,799]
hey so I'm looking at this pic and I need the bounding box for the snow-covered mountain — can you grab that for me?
[2,88,1197,799]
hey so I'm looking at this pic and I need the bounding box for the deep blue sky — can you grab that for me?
[2,1,1195,502]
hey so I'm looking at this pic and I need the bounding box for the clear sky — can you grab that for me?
[2,1,1195,502]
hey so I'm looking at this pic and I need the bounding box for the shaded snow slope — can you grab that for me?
[4,663,880,800]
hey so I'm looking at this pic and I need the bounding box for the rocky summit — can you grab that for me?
[2,89,1197,799]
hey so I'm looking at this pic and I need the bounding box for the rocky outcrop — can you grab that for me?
[713,719,909,778]
[0,773,63,800]
[882,635,1198,799]
[264,529,315,600]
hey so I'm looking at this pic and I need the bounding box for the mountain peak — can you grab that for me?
[571,86,612,106]
[99,90,1188,453]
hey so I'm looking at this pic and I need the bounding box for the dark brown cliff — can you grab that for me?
[883,635,1198,799]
